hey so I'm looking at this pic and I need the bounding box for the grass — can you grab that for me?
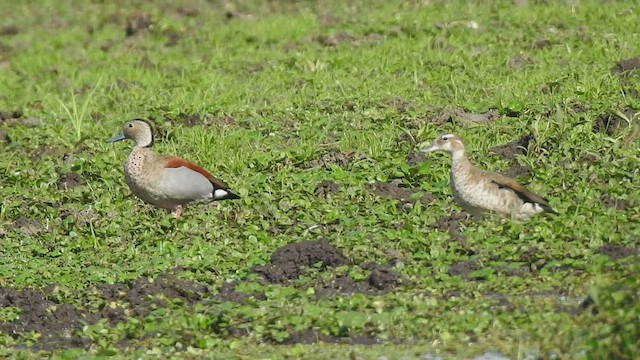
[0,0,639,359]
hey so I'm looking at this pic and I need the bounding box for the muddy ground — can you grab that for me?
[2,234,636,350]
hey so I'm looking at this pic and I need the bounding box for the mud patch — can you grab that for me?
[10,217,48,237]
[448,260,480,279]
[432,212,468,234]
[599,244,637,260]
[311,31,384,48]
[313,32,354,47]
[163,29,182,47]
[364,263,399,291]
[434,108,500,125]
[533,39,552,49]
[405,150,426,166]
[519,246,549,270]
[98,273,208,309]
[214,281,265,304]
[175,6,199,17]
[601,193,631,210]
[0,109,23,122]
[1,111,41,128]
[0,271,211,350]
[593,108,638,136]
[280,330,379,345]
[315,274,374,298]
[314,263,400,298]
[611,57,640,76]
[490,134,534,161]
[206,114,237,128]
[384,96,417,114]
[306,149,363,170]
[126,12,151,37]
[0,25,20,36]
[59,208,100,227]
[367,180,434,207]
[445,234,475,256]
[501,163,532,180]
[0,129,10,144]
[57,172,84,190]
[314,180,341,198]
[0,287,87,349]
[174,113,201,127]
[253,239,347,283]
[509,54,534,69]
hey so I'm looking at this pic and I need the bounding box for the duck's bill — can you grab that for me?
[106,133,126,143]
[420,145,438,153]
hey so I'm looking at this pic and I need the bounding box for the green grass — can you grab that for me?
[1,0,639,358]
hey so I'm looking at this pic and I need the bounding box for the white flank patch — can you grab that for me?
[214,189,229,199]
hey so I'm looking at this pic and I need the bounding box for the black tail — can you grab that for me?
[214,188,241,201]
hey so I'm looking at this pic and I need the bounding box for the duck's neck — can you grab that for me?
[450,149,471,175]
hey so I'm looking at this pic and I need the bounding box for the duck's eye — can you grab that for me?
[442,136,449,141]
[128,123,134,128]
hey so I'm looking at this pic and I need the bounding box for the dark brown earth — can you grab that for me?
[0,109,41,128]
[177,113,201,127]
[314,180,341,198]
[306,149,363,170]
[598,244,637,261]
[367,180,434,208]
[385,96,417,114]
[253,239,401,297]
[364,263,400,291]
[610,57,640,76]
[448,260,479,279]
[125,12,151,37]
[501,163,532,179]
[313,32,354,47]
[0,109,23,121]
[405,150,426,166]
[314,262,401,298]
[533,39,552,49]
[445,234,476,256]
[175,6,199,18]
[0,227,589,351]
[490,134,534,161]
[434,108,501,125]
[0,25,20,36]
[600,192,631,210]
[279,330,379,345]
[10,217,48,237]
[0,129,9,143]
[164,28,182,47]
[0,272,209,350]
[509,54,534,69]
[57,172,84,190]
[519,246,550,271]
[432,212,468,234]
[592,108,638,136]
[253,239,348,283]
[214,281,266,304]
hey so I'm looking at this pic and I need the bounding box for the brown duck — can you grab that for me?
[421,133,557,220]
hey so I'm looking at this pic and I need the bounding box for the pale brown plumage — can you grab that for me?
[421,133,557,220]
[107,120,239,218]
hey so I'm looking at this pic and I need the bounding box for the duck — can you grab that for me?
[421,133,557,221]
[106,119,240,218]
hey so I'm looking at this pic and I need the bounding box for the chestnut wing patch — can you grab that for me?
[165,156,230,190]
[490,174,557,214]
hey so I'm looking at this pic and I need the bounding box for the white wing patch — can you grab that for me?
[214,189,229,199]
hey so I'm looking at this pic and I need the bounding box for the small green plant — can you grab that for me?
[0,307,21,323]
[57,77,102,141]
